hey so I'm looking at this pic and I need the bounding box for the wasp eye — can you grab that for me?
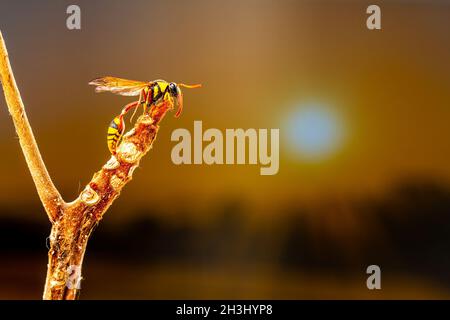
[169,82,178,96]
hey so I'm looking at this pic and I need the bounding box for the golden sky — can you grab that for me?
[0,0,449,218]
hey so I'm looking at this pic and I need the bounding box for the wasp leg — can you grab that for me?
[120,100,140,117]
[129,90,145,123]
[144,87,153,114]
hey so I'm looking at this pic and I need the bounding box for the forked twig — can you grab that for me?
[0,30,172,300]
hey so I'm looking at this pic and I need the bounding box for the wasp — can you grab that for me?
[89,76,201,154]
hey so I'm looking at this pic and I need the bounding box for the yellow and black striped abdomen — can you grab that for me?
[107,115,125,154]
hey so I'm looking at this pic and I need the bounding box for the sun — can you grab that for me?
[284,103,345,161]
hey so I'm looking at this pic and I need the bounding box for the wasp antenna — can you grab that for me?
[178,83,202,89]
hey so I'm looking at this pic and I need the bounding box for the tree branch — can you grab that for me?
[0,31,64,222]
[0,30,176,300]
[43,106,169,300]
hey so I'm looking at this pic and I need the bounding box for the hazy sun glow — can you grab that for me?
[285,103,344,161]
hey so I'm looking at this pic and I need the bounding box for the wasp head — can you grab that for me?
[169,82,201,118]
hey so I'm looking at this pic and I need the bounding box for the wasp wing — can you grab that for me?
[89,76,150,97]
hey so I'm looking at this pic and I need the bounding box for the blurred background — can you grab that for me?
[0,0,450,299]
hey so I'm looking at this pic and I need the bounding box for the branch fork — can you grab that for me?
[0,30,171,300]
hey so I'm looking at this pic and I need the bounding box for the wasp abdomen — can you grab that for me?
[107,115,125,154]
